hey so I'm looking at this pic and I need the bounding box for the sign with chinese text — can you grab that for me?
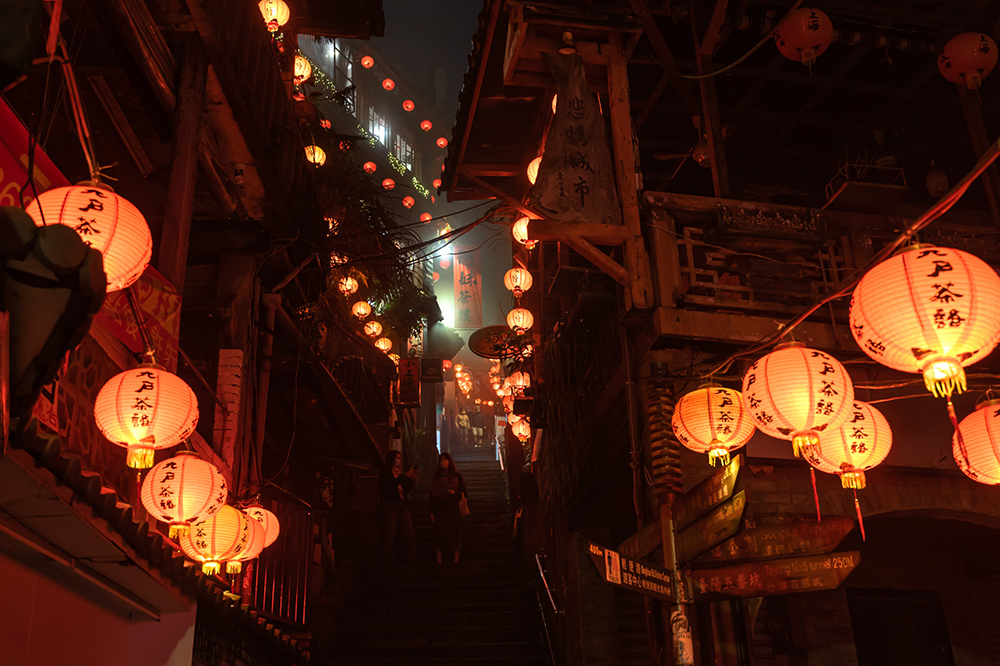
[691,550,861,601]
[420,357,443,383]
[692,512,855,566]
[675,490,747,564]
[453,247,482,329]
[397,358,420,407]
[674,455,742,531]
[619,520,661,562]
[584,537,676,603]
[468,325,514,360]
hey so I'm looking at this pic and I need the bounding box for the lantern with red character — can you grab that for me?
[774,7,834,66]
[938,33,998,90]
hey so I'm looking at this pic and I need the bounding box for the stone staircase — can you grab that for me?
[327,448,551,665]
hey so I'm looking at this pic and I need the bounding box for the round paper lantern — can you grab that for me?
[351,301,372,319]
[402,196,415,209]
[226,512,266,574]
[439,257,451,269]
[526,156,542,185]
[503,395,515,414]
[382,78,395,91]
[25,184,152,292]
[179,505,250,575]
[453,364,464,373]
[850,245,1000,398]
[420,213,432,223]
[388,353,400,365]
[363,161,377,174]
[512,420,531,443]
[509,371,531,392]
[953,399,1000,485]
[436,137,449,149]
[364,320,383,338]
[503,267,533,297]
[402,100,415,112]
[94,364,199,469]
[442,359,453,370]
[803,401,891,489]
[938,33,998,90]
[420,120,432,132]
[672,385,756,466]
[692,141,712,168]
[774,7,834,65]
[140,452,227,538]
[293,56,312,84]
[304,145,326,166]
[375,337,392,352]
[360,55,374,69]
[382,178,395,190]
[338,276,359,296]
[512,217,536,250]
[508,411,523,425]
[432,178,442,189]
[741,342,854,456]
[506,307,534,331]
[258,0,289,32]
[432,271,440,281]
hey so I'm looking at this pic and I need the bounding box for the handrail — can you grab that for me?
[535,553,560,615]
[496,435,505,472]
[535,553,560,665]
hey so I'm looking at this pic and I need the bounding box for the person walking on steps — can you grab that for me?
[379,451,418,565]
[470,405,487,447]
[455,408,471,449]
[429,453,467,564]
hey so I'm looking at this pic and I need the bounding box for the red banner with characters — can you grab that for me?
[397,358,420,407]
[453,247,482,330]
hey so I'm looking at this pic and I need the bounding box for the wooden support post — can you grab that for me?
[608,33,654,310]
[957,86,1000,227]
[157,38,207,293]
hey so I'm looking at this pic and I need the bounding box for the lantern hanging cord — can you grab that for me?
[696,135,1000,379]
[51,31,101,182]
[125,286,158,364]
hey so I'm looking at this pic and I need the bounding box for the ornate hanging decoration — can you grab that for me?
[526,156,542,185]
[226,512,266,574]
[258,0,290,32]
[402,196,415,209]
[953,398,1000,485]
[338,276,359,296]
[420,120,432,132]
[140,452,227,538]
[506,307,534,331]
[179,505,251,575]
[246,506,281,547]
[503,268,533,297]
[512,419,531,443]
[375,337,392,352]
[363,161,377,174]
[802,401,892,489]
[938,33,998,90]
[360,55,374,69]
[293,56,312,84]
[382,78,395,91]
[850,245,1000,398]
[436,137,449,149]
[672,385,756,466]
[741,342,855,457]
[382,178,395,190]
[364,320,383,338]
[512,217,536,250]
[94,364,199,469]
[774,7,834,66]
[402,100,415,112]
[351,301,372,319]
[304,145,326,166]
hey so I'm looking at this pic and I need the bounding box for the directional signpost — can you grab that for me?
[674,490,747,565]
[692,512,855,566]
[690,551,861,602]
[673,455,742,531]
[584,538,676,602]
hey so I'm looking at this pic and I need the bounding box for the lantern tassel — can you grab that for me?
[810,467,821,523]
[840,470,866,490]
[202,561,221,576]
[854,490,866,542]
[127,446,155,470]
[923,358,966,399]
[226,561,242,574]
[169,523,190,540]
[707,446,730,467]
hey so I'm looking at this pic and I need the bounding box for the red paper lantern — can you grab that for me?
[364,320,383,338]
[938,33,998,90]
[351,301,372,319]
[293,56,312,84]
[503,267,533,297]
[741,342,854,456]
[94,364,200,469]
[179,505,251,575]
[432,271,440,281]
[442,359,453,370]
[402,196,415,208]
[363,161,377,174]
[506,307,534,332]
[360,55,374,69]
[140,452,227,538]
[673,385,756,466]
[512,420,531,443]
[509,371,531,393]
[304,145,326,166]
[803,401,892,489]
[774,7,834,66]
[258,0,289,32]
[512,217,536,250]
[338,276,359,296]
[432,178,442,189]
[436,137,449,148]
[953,399,1000,485]
[375,337,392,352]
[850,245,1000,398]
[402,100,415,112]
[420,120,432,132]
[226,512,266,573]
[382,178,395,190]
[25,184,152,292]
[526,156,542,185]
[439,257,451,269]
[382,78,395,91]
[420,213,432,223]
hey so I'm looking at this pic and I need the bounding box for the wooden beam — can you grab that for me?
[698,0,731,56]
[957,85,1000,227]
[653,307,850,350]
[157,38,207,293]
[565,234,630,286]
[697,74,729,197]
[460,171,542,220]
[634,71,670,132]
[529,219,628,245]
[627,0,700,117]
[460,164,524,177]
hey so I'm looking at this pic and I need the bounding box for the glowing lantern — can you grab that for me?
[508,411,522,425]
[503,267,533,297]
[363,161,377,174]
[420,213,432,223]
[938,33,998,90]
[436,137,449,149]
[420,120,432,132]
[360,55,374,69]
[382,78,395,91]
[512,217,536,250]
[526,156,542,185]
[94,364,199,469]
[850,245,1000,398]
[258,0,289,32]
[226,513,266,574]
[351,301,372,319]
[442,360,453,370]
[402,196,415,209]
[179,505,250,575]
[502,396,515,413]
[246,505,281,547]
[304,145,326,166]
[402,100,415,112]
[140,452,227,538]
[487,400,494,407]
[382,178,395,190]
[432,178,442,189]
[512,420,531,443]
[953,399,1000,485]
[551,94,558,113]
[388,353,400,365]
[506,307,534,331]
[440,257,451,269]
[293,56,312,84]
[25,184,152,292]
[432,271,440,281]
[803,401,891,490]
[509,371,531,393]
[338,276,359,296]
[375,337,392,352]
[774,7,834,66]
[364,320,383,338]
[453,364,464,373]
[741,342,854,456]
[672,385,756,466]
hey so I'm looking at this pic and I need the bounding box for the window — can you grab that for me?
[367,106,389,146]
[394,133,415,172]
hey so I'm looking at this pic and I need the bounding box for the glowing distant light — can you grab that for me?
[403,100,415,112]
[382,178,395,190]
[526,156,542,184]
[293,56,312,84]
[551,94,557,113]
[432,178,442,189]
[440,257,451,269]
[361,55,375,69]
[363,161,377,173]
[304,145,326,166]
[420,213,432,223]
[512,217,537,250]
[432,271,440,281]
[402,196,415,209]
[420,120,432,132]
[436,137,449,148]
[382,78,395,91]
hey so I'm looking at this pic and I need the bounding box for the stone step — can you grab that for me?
[327,655,550,665]
[331,639,548,661]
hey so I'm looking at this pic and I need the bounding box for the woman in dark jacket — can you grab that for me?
[379,451,418,565]
[429,453,467,564]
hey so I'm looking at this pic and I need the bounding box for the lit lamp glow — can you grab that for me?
[140,452,227,538]
[375,337,392,352]
[364,320,383,338]
[954,399,1000,485]
[351,301,372,319]
[304,145,326,166]
[258,0,290,32]
[246,506,281,547]
[179,505,250,575]
[802,401,891,489]
[526,156,542,185]
[338,276,359,296]
[506,307,534,331]
[672,385,756,466]
[226,513,266,574]
[293,56,312,84]
[503,267,533,297]
[512,217,536,250]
